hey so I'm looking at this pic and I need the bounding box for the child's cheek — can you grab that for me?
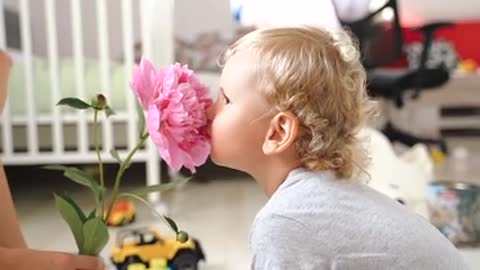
[210,114,233,148]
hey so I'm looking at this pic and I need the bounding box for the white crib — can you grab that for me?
[0,0,175,202]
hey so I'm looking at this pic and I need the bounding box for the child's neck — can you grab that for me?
[252,158,302,197]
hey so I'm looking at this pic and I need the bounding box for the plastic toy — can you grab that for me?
[458,59,478,74]
[127,259,172,270]
[362,127,434,218]
[111,227,205,270]
[105,199,136,226]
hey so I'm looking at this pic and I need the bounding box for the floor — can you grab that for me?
[7,138,480,270]
[10,164,265,270]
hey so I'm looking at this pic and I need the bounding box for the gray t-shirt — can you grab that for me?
[250,168,468,270]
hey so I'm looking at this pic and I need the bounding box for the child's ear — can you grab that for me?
[262,111,299,155]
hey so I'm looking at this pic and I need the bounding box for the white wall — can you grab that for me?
[3,0,477,59]
[233,0,480,28]
[398,0,480,27]
[174,0,236,41]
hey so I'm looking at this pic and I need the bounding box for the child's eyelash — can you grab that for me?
[220,88,230,104]
[223,94,230,104]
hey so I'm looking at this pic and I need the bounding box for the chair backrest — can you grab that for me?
[339,0,403,69]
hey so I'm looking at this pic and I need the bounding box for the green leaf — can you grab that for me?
[57,98,91,109]
[127,177,190,197]
[105,106,115,117]
[136,100,146,138]
[43,165,70,171]
[81,217,109,256]
[44,165,92,187]
[109,149,122,164]
[54,193,85,252]
[164,216,179,234]
[109,149,132,169]
[64,168,103,202]
[44,165,103,202]
[61,194,88,223]
[87,209,97,220]
[64,168,97,190]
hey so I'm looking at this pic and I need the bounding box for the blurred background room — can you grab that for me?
[1,0,479,269]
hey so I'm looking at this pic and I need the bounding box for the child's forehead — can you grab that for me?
[224,50,258,71]
[220,51,259,90]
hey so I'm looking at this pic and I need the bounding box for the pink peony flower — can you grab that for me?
[131,57,212,173]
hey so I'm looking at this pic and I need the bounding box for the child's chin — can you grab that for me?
[210,154,233,169]
[209,153,223,166]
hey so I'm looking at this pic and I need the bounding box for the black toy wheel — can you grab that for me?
[130,213,136,223]
[170,250,199,270]
[119,214,136,226]
[120,256,143,270]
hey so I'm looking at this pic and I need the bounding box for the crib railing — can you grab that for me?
[0,0,175,202]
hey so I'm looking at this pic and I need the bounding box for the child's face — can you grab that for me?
[207,50,272,172]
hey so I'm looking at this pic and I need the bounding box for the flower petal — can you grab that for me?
[130,57,157,108]
[165,134,189,172]
[132,59,214,172]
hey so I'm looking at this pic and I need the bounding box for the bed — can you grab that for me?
[0,0,182,202]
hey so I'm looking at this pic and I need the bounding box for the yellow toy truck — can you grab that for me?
[111,227,205,270]
[127,258,171,270]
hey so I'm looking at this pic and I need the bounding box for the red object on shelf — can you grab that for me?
[388,21,480,68]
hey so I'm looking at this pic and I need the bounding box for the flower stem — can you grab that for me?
[118,192,181,235]
[104,132,150,221]
[93,110,105,216]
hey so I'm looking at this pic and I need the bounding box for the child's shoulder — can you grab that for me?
[260,168,403,225]
[271,168,367,201]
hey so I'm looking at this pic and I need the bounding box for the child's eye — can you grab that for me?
[223,94,230,104]
[220,88,230,104]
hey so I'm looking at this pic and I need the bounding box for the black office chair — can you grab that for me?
[339,0,454,153]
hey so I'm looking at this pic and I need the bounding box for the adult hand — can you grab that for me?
[0,247,105,270]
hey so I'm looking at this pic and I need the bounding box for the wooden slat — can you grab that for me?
[11,112,131,124]
[19,0,38,154]
[0,0,5,48]
[71,0,88,154]
[121,0,137,150]
[96,0,113,153]
[45,0,64,154]
[2,151,150,165]
[140,0,160,202]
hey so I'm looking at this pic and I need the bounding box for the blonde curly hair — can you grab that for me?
[219,26,376,179]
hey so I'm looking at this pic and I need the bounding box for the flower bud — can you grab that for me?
[92,94,107,110]
[176,230,189,243]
